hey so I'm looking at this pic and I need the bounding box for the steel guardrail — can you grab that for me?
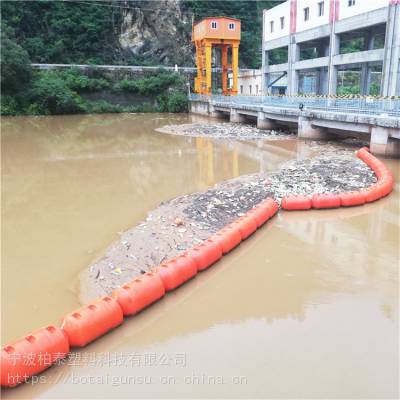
[189,94,400,117]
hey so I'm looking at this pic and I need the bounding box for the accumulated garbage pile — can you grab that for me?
[268,154,377,203]
[157,122,296,140]
[79,153,376,303]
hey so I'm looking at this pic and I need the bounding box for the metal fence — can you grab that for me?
[189,94,400,117]
[32,64,255,74]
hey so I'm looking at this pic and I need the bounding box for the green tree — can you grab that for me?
[113,72,185,95]
[0,25,32,94]
[28,71,85,114]
[167,91,188,112]
[0,0,123,64]
[1,0,281,68]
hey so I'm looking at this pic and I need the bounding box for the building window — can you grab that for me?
[280,16,285,29]
[304,7,309,21]
[348,0,355,6]
[270,21,274,32]
[249,85,252,94]
[256,84,259,93]
[211,21,217,29]
[228,23,235,30]
[318,1,324,16]
[240,85,243,94]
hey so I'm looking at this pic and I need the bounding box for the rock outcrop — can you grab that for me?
[119,0,193,65]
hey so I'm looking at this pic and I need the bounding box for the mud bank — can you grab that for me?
[79,152,376,303]
[157,122,297,140]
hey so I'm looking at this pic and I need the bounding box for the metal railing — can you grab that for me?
[32,64,255,74]
[31,63,198,73]
[189,94,400,117]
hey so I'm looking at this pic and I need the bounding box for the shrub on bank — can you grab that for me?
[1,62,188,115]
[0,32,188,116]
[167,91,188,112]
[0,30,188,115]
[1,95,21,116]
[1,25,32,95]
[28,71,86,114]
[62,69,111,92]
[113,71,184,95]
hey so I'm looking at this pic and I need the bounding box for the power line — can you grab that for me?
[61,0,269,17]
[62,0,176,12]
[62,0,188,13]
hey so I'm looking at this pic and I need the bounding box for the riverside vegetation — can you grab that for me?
[1,0,377,116]
[0,0,271,116]
[1,26,188,116]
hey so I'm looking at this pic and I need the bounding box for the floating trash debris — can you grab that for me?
[79,151,376,303]
[267,155,377,203]
[183,175,273,229]
[158,122,296,140]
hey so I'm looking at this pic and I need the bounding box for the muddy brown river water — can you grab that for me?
[1,113,399,398]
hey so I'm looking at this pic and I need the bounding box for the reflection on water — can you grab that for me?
[1,113,399,399]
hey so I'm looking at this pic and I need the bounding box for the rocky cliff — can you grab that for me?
[119,0,194,66]
[2,0,266,67]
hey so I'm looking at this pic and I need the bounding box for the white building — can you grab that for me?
[237,70,288,95]
[238,70,262,95]
[262,0,400,96]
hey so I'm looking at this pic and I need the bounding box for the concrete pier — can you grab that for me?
[189,96,400,158]
[257,112,276,130]
[298,116,332,140]
[209,105,226,119]
[370,127,400,158]
[230,109,247,123]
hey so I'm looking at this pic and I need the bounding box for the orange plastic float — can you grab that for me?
[281,195,312,210]
[246,198,277,226]
[312,193,341,209]
[257,198,279,218]
[373,164,389,179]
[363,185,382,202]
[246,207,269,227]
[175,252,198,279]
[112,272,165,316]
[259,198,279,218]
[369,159,384,172]
[156,255,197,291]
[356,148,373,163]
[340,191,366,207]
[1,326,69,387]
[61,296,123,347]
[356,148,394,201]
[188,239,222,271]
[212,226,242,254]
[377,179,394,197]
[230,215,257,239]
[156,263,182,291]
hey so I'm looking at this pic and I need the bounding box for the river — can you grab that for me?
[1,113,398,398]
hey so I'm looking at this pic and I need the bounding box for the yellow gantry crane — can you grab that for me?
[192,17,241,95]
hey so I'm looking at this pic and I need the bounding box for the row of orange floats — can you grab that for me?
[1,199,279,387]
[281,147,394,211]
[1,148,393,387]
